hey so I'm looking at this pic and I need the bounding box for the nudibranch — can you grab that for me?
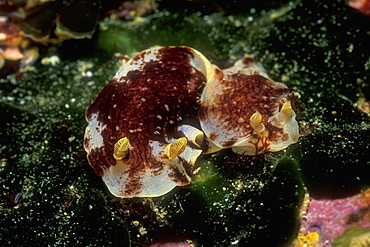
[199,56,300,155]
[84,46,213,198]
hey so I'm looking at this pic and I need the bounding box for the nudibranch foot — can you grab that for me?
[232,135,271,156]
[199,56,300,156]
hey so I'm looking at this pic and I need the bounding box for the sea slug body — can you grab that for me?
[84,46,212,198]
[199,56,300,155]
[84,46,300,198]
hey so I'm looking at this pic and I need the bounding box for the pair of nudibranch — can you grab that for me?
[84,46,300,198]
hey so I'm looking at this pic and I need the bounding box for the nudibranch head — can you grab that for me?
[84,46,212,198]
[199,57,300,155]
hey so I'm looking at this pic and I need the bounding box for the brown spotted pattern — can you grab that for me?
[199,57,299,154]
[84,47,300,197]
[84,47,207,197]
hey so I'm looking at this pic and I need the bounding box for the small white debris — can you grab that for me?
[41,55,60,66]
[164,104,170,111]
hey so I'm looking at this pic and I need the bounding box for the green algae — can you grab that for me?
[0,59,130,246]
[162,157,304,246]
[298,128,370,199]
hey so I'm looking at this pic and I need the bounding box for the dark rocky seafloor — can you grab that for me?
[1,0,370,246]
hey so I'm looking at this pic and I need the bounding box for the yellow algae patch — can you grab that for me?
[293,231,320,247]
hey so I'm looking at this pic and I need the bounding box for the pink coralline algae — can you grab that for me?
[149,242,194,247]
[299,189,370,246]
